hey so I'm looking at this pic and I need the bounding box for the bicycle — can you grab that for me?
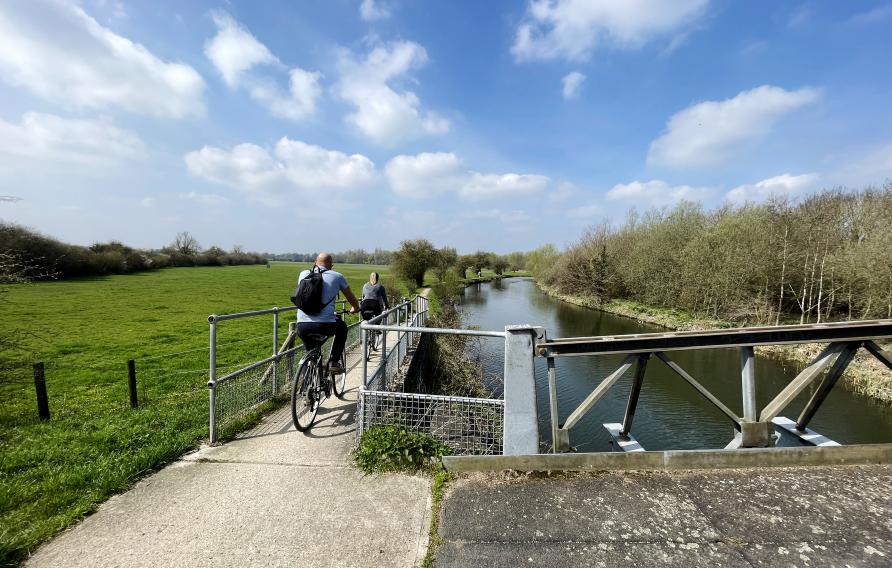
[291,313,349,432]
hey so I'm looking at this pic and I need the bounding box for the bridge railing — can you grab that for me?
[358,296,512,456]
[206,302,361,443]
[537,320,892,452]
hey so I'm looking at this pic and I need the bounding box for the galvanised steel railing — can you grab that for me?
[358,296,508,455]
[206,301,360,443]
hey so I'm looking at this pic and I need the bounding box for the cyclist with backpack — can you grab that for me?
[291,252,359,374]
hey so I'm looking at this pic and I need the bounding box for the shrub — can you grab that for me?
[353,424,450,473]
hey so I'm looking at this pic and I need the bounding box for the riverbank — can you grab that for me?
[538,283,892,406]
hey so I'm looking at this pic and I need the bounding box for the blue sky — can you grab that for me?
[1,0,891,254]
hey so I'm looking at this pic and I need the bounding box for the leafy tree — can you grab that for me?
[391,239,439,288]
[433,246,458,282]
[491,256,510,275]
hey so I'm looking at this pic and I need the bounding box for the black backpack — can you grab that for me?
[291,267,333,314]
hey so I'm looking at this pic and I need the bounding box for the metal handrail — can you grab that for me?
[209,305,296,323]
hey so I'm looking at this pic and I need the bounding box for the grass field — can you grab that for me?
[0,262,390,565]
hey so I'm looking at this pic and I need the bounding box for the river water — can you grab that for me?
[461,277,892,452]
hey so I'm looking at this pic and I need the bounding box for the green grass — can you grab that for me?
[0,262,389,566]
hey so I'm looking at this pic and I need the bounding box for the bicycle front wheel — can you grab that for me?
[332,350,347,398]
[292,357,319,431]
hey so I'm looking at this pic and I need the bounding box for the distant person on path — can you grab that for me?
[360,272,389,321]
[295,252,359,373]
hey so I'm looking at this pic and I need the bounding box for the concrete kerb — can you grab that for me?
[442,442,892,472]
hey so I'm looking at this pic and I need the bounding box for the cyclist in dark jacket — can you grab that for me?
[360,272,389,319]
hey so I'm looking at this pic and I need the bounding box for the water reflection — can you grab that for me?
[461,278,892,451]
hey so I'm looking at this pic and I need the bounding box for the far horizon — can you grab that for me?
[1,1,891,254]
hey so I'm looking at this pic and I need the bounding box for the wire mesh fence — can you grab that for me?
[209,321,362,440]
[358,296,507,456]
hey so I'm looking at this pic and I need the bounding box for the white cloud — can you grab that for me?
[848,5,892,25]
[464,209,531,224]
[607,179,711,206]
[726,173,820,203]
[833,144,892,187]
[178,192,230,206]
[567,203,602,218]
[0,112,144,172]
[512,0,709,62]
[335,40,449,145]
[561,71,586,100]
[647,85,819,169]
[139,197,155,208]
[205,10,277,87]
[461,173,550,201]
[205,11,321,121]
[385,152,465,197]
[384,152,550,201]
[0,0,205,118]
[360,0,391,21]
[184,138,377,202]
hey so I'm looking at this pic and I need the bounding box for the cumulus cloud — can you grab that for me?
[360,0,391,21]
[0,112,144,173]
[726,173,820,203]
[178,192,230,206]
[561,71,586,100]
[607,179,711,206]
[461,173,550,201]
[512,0,708,62]
[205,11,321,121]
[385,152,466,197]
[335,40,449,145]
[464,209,531,224]
[833,144,892,187]
[567,203,602,218]
[384,152,550,201]
[647,85,819,169]
[0,0,205,118]
[184,138,377,202]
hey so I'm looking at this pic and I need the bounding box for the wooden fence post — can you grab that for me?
[33,362,50,421]
[128,359,138,409]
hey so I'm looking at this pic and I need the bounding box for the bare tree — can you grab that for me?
[172,232,201,255]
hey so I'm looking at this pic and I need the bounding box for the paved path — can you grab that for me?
[437,465,892,567]
[26,329,432,568]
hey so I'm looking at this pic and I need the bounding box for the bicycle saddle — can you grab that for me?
[304,333,330,344]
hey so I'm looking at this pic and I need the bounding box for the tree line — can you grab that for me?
[538,184,892,325]
[0,224,265,280]
[390,239,529,288]
[268,248,394,265]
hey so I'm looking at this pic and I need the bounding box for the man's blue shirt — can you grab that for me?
[296,267,349,323]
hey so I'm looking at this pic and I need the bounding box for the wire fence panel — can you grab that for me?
[213,345,303,434]
[359,391,504,455]
[358,296,507,456]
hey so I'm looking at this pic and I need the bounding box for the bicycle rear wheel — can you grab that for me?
[332,350,347,398]
[292,356,319,431]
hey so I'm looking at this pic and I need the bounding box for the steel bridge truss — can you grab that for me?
[538,320,892,452]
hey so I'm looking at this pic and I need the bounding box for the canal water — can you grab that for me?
[461,277,892,452]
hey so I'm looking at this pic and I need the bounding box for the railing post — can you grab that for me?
[546,356,563,452]
[208,317,218,444]
[362,326,368,387]
[738,345,769,447]
[272,307,279,394]
[503,325,540,455]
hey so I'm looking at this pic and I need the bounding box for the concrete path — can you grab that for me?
[437,465,892,567]
[26,330,432,568]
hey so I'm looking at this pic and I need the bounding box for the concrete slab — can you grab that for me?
[438,466,892,567]
[440,474,719,543]
[436,542,751,568]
